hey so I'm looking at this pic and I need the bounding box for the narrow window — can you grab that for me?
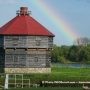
[14,55,18,62]
[12,36,19,46]
[48,37,53,42]
[34,56,38,62]
[36,40,40,46]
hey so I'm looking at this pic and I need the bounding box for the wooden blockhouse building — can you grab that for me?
[0,7,54,73]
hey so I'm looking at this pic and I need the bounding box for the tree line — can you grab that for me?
[51,37,90,64]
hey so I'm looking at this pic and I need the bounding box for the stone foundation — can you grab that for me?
[5,68,51,73]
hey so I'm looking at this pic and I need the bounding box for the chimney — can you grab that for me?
[16,7,31,16]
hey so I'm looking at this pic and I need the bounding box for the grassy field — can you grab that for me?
[6,67,90,90]
[0,65,90,89]
[16,67,90,82]
[1,67,90,82]
[51,67,90,81]
[7,87,83,90]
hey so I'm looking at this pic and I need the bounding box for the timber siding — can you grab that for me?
[4,36,53,48]
[2,36,52,71]
[5,49,51,68]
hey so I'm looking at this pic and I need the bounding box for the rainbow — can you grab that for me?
[31,0,79,41]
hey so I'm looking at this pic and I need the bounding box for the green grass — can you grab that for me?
[1,66,90,89]
[23,67,90,82]
[51,67,90,81]
[7,87,83,90]
[8,67,90,83]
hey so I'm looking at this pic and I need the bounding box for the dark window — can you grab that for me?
[12,37,19,46]
[34,57,38,62]
[6,55,13,62]
[12,37,19,40]
[14,55,18,62]
[48,37,53,42]
[36,40,40,46]
[13,43,18,46]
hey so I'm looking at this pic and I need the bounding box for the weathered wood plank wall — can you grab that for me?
[3,36,53,68]
[4,36,53,48]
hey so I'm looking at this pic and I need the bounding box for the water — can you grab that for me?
[52,63,90,68]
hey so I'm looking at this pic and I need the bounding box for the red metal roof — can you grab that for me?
[0,7,54,37]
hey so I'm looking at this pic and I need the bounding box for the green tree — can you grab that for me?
[51,44,90,64]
